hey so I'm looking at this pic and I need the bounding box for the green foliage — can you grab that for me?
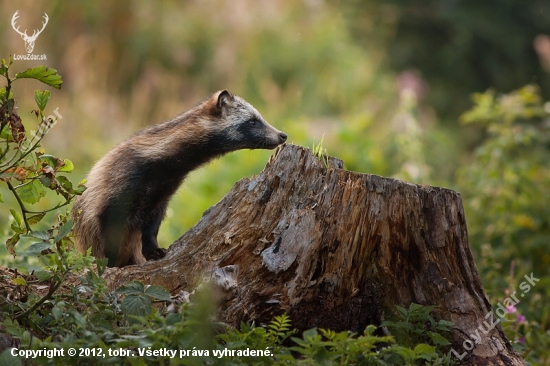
[0,183,454,365]
[15,66,63,90]
[3,278,455,366]
[34,90,51,113]
[457,85,550,364]
[115,281,171,324]
[218,315,454,365]
[0,57,84,257]
[458,85,550,275]
[381,303,453,354]
[341,0,550,120]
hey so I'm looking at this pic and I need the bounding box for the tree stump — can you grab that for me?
[104,144,523,365]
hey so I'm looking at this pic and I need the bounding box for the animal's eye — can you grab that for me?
[249,119,258,126]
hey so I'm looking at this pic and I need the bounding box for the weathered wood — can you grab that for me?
[104,143,523,365]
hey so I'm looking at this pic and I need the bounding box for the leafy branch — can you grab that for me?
[0,56,85,256]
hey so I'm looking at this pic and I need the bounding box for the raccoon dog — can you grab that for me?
[73,90,287,267]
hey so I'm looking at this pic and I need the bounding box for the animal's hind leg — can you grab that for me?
[141,206,167,261]
[115,227,145,267]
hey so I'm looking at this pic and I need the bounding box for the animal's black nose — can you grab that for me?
[279,132,287,142]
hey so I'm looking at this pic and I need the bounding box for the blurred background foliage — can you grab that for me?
[1,0,549,363]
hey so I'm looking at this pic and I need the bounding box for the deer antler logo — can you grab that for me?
[11,11,49,54]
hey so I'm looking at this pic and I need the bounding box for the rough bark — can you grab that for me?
[102,143,522,365]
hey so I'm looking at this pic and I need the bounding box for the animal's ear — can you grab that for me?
[216,90,231,111]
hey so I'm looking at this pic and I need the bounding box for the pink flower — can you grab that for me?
[506,304,517,313]
[517,314,526,323]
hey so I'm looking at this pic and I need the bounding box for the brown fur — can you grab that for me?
[73,90,286,267]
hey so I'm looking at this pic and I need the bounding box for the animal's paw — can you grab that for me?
[145,247,167,261]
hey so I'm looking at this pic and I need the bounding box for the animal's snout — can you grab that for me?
[279,132,288,143]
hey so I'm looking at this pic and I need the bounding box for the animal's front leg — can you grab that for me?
[141,205,168,261]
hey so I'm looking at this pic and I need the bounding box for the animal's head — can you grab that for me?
[11,11,49,54]
[211,90,287,150]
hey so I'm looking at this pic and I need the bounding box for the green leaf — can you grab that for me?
[144,285,171,301]
[0,63,7,77]
[39,154,58,168]
[75,184,87,194]
[0,87,14,101]
[12,277,27,286]
[26,242,53,254]
[10,209,23,227]
[25,230,50,241]
[96,258,108,276]
[54,218,74,243]
[34,90,51,112]
[414,343,436,354]
[302,327,318,341]
[6,233,20,256]
[0,192,3,203]
[58,159,74,172]
[39,175,53,189]
[0,128,12,140]
[27,212,46,225]
[393,346,415,360]
[0,348,22,366]
[395,305,408,320]
[408,302,423,313]
[0,58,9,72]
[56,175,73,190]
[165,313,183,325]
[16,179,46,204]
[116,281,145,295]
[364,324,377,336]
[10,223,23,234]
[34,270,52,281]
[290,337,307,348]
[437,319,455,328]
[15,66,63,89]
[121,294,152,318]
[52,306,63,320]
[73,312,87,329]
[428,331,451,346]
